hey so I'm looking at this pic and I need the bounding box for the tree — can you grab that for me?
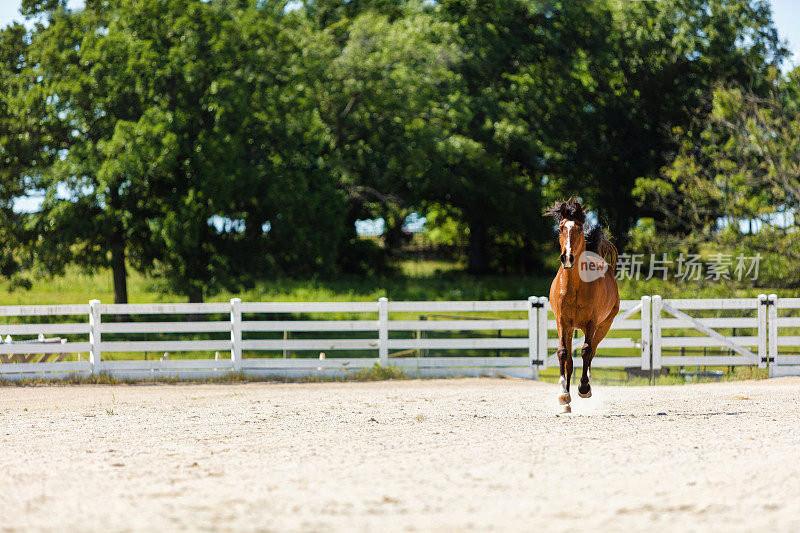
[0,22,35,286]
[425,0,550,273]
[302,7,462,264]
[10,0,353,302]
[561,0,786,245]
[1,0,790,291]
[13,1,170,302]
[634,68,800,284]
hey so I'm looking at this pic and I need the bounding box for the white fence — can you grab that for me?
[0,294,797,381]
[766,295,800,377]
[652,296,767,370]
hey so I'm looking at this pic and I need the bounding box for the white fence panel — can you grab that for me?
[390,319,527,331]
[0,304,93,374]
[383,298,536,378]
[101,359,235,371]
[543,298,648,369]
[0,361,92,377]
[0,305,89,317]
[651,295,763,369]
[658,298,757,310]
[0,295,790,380]
[101,303,230,314]
[641,296,651,370]
[0,342,91,355]
[100,321,231,333]
[389,338,529,350]
[240,302,378,313]
[242,320,380,332]
[767,294,800,377]
[390,356,529,368]
[0,323,90,335]
[387,301,528,312]
[242,339,378,351]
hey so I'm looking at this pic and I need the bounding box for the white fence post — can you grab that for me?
[528,296,538,380]
[651,295,662,370]
[230,298,242,372]
[768,293,777,377]
[89,299,101,374]
[378,297,389,366]
[640,296,651,370]
[538,297,548,370]
[758,294,768,369]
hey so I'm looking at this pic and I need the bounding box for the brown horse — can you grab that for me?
[545,198,619,413]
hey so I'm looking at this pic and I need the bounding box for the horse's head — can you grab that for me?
[544,198,586,270]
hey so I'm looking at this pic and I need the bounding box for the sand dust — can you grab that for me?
[1,378,799,532]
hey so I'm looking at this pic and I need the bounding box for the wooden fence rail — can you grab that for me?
[0,294,797,380]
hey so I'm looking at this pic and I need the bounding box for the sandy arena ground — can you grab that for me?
[1,378,799,532]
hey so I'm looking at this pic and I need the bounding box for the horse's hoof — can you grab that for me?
[558,392,571,405]
[560,404,572,414]
[578,384,592,398]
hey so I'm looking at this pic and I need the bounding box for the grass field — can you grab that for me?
[0,259,788,306]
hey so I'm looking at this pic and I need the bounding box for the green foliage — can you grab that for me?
[421,205,467,248]
[636,68,800,286]
[0,0,791,297]
[308,9,461,260]
[5,0,367,301]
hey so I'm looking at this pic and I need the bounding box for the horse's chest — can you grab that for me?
[556,289,597,323]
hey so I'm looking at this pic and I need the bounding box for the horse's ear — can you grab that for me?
[573,201,586,223]
[543,201,563,222]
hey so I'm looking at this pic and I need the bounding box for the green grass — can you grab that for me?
[0,264,552,305]
[0,267,153,305]
[0,260,792,306]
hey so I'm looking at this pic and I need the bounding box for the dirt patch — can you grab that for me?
[1,378,799,532]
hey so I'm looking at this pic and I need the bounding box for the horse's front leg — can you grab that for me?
[557,326,573,413]
[578,324,596,398]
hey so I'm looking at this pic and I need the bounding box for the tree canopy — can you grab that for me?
[0,0,793,299]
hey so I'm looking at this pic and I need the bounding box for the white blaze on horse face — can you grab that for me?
[563,221,575,267]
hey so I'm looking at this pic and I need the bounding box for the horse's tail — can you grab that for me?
[585,224,618,272]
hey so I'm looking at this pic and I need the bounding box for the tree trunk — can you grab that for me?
[109,229,128,304]
[382,219,407,255]
[187,285,204,303]
[467,220,489,274]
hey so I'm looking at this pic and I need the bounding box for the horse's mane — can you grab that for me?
[585,224,618,272]
[544,197,617,271]
[543,197,585,224]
